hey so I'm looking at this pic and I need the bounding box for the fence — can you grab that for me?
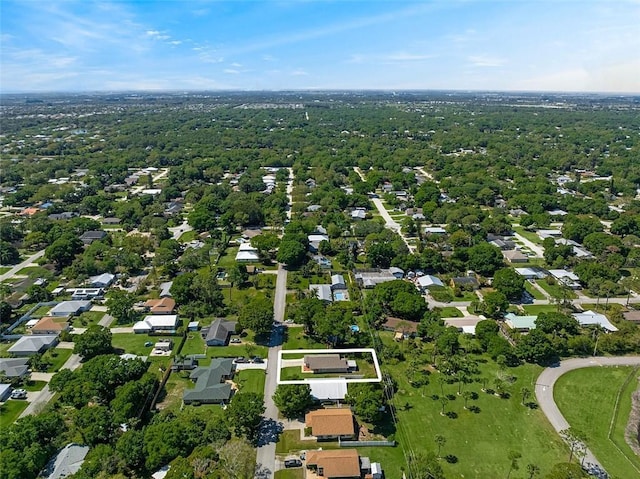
[339,440,395,447]
[2,301,59,339]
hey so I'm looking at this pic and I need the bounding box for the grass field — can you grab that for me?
[0,401,28,428]
[71,311,105,328]
[525,281,546,300]
[235,369,266,396]
[111,333,157,356]
[554,366,640,479]
[521,304,561,315]
[282,327,325,350]
[512,226,543,245]
[43,347,73,372]
[536,280,578,300]
[274,468,304,479]
[23,380,47,391]
[438,307,463,318]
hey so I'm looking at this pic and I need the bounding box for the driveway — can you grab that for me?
[535,356,640,469]
[0,250,46,282]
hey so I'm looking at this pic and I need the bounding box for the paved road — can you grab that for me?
[169,219,193,241]
[19,353,82,418]
[256,264,287,477]
[535,356,640,469]
[0,249,46,282]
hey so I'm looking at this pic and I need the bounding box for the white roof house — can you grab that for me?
[8,335,59,356]
[88,273,115,288]
[309,380,348,401]
[308,234,329,244]
[133,315,179,333]
[235,243,260,262]
[573,310,619,332]
[310,284,333,302]
[50,300,92,317]
[417,275,444,288]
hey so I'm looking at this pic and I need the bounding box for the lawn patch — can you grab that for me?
[23,380,47,391]
[235,369,266,396]
[0,401,28,428]
[112,333,158,356]
[43,347,73,372]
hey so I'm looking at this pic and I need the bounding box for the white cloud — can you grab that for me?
[468,55,506,68]
[291,69,308,76]
[224,69,240,74]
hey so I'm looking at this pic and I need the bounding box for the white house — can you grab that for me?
[88,273,115,289]
[133,315,180,334]
[573,310,618,332]
[235,243,260,262]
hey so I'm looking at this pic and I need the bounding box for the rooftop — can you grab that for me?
[305,408,355,437]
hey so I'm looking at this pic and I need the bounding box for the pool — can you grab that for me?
[334,292,346,301]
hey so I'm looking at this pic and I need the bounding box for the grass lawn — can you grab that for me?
[437,307,463,318]
[16,266,52,278]
[276,430,334,454]
[0,401,28,428]
[235,369,266,396]
[23,380,47,391]
[43,347,73,372]
[223,286,267,311]
[217,247,240,268]
[554,366,640,478]
[274,469,304,479]
[512,226,544,245]
[180,332,205,356]
[0,342,13,357]
[521,304,561,315]
[208,343,269,360]
[71,311,105,328]
[0,267,11,275]
[282,327,325,350]
[379,352,568,478]
[178,230,198,242]
[31,305,54,317]
[157,373,191,412]
[111,333,158,356]
[536,280,578,300]
[525,281,547,300]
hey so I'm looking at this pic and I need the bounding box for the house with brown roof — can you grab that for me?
[31,316,70,335]
[305,408,356,441]
[305,449,361,479]
[143,297,176,315]
[381,317,418,338]
[623,310,640,323]
[304,354,349,374]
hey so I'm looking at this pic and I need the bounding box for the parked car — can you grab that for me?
[284,459,302,468]
[233,357,249,364]
[10,389,27,400]
[251,357,264,364]
[144,341,153,347]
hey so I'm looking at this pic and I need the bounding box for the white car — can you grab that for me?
[10,389,27,400]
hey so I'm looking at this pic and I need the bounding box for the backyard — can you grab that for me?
[554,366,640,479]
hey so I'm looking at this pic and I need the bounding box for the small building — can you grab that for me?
[573,310,619,332]
[623,310,640,324]
[143,297,176,315]
[182,358,234,405]
[88,273,115,289]
[305,408,356,441]
[514,267,548,280]
[8,335,59,356]
[0,357,30,379]
[310,380,348,401]
[423,226,447,235]
[504,313,538,332]
[330,274,347,291]
[548,269,581,289]
[235,243,260,262]
[39,444,89,479]
[48,212,78,221]
[502,250,529,263]
[50,300,92,317]
[79,230,107,245]
[101,217,121,225]
[133,315,180,334]
[305,449,361,479]
[351,209,366,221]
[417,275,444,290]
[314,255,332,269]
[30,316,70,335]
[537,229,562,240]
[70,288,103,301]
[171,356,198,371]
[304,354,349,374]
[310,284,333,303]
[154,340,173,352]
[201,318,237,346]
[354,268,403,288]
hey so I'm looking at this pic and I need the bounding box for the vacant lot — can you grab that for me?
[555,366,640,478]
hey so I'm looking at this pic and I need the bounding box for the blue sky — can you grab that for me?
[1,0,639,93]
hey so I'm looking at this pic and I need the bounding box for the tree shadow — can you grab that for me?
[255,418,284,447]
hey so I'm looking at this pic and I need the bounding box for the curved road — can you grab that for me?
[535,356,640,469]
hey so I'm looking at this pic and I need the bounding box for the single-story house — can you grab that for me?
[537,229,562,240]
[417,275,444,290]
[305,408,357,441]
[235,243,260,263]
[573,311,619,332]
[310,284,333,303]
[490,239,517,250]
[305,449,361,479]
[330,274,347,291]
[0,357,30,379]
[39,444,89,479]
[504,313,538,332]
[201,318,237,346]
[70,288,104,301]
[143,297,176,315]
[514,267,548,280]
[48,212,78,221]
[307,204,322,212]
[304,354,349,374]
[382,317,419,337]
[548,269,581,289]
[88,273,115,289]
[354,268,403,288]
[101,217,121,225]
[50,300,92,317]
[0,384,11,402]
[183,358,234,404]
[502,250,529,263]
[351,209,366,221]
[79,230,107,245]
[314,255,332,269]
[30,316,70,335]
[623,310,640,324]
[423,226,447,235]
[171,356,199,371]
[310,380,348,401]
[450,276,480,290]
[133,315,180,334]
[8,335,59,356]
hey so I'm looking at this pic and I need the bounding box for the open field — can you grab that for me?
[111,333,158,356]
[437,306,463,318]
[554,366,640,478]
[23,380,47,391]
[274,469,304,479]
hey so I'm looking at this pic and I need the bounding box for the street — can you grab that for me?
[0,249,46,282]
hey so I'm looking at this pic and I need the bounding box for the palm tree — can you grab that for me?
[526,464,540,479]
[439,397,448,416]
[521,387,531,405]
[434,434,446,458]
[462,390,473,409]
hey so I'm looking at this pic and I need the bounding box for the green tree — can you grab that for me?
[467,242,504,276]
[226,392,265,442]
[0,301,12,323]
[527,463,541,479]
[75,405,113,445]
[238,298,273,336]
[106,290,139,325]
[276,239,307,267]
[74,325,113,361]
[345,383,385,423]
[272,384,314,419]
[227,263,248,299]
[434,434,447,458]
[45,233,83,268]
[26,285,52,303]
[217,438,256,479]
[0,241,20,265]
[482,291,509,319]
[115,429,145,473]
[493,268,525,301]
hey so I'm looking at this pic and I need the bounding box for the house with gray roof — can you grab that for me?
[79,230,107,245]
[183,358,234,404]
[0,357,30,378]
[40,444,89,479]
[331,274,347,291]
[310,284,333,302]
[50,300,92,317]
[8,335,59,356]
[88,273,115,288]
[201,319,237,346]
